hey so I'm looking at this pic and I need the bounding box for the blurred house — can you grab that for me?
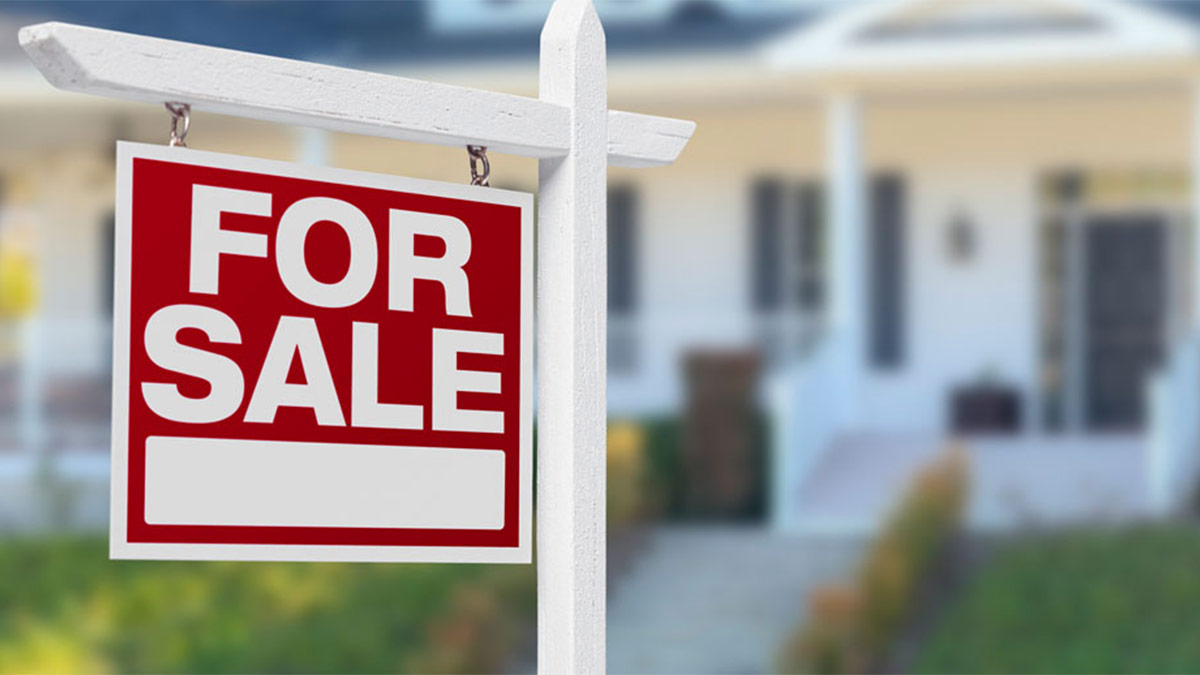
[1,0,1200,533]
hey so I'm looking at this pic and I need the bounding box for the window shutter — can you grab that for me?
[797,182,825,314]
[608,185,637,316]
[751,178,784,312]
[870,173,906,369]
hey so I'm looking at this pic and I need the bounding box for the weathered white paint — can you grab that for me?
[17,21,694,168]
[537,1,607,672]
[607,109,695,168]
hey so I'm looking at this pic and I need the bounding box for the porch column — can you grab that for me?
[1192,81,1200,330]
[295,126,330,166]
[827,92,866,427]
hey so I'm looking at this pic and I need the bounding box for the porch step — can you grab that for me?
[789,433,1152,535]
[791,433,943,534]
[967,435,1151,530]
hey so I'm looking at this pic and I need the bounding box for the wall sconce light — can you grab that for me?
[948,209,975,263]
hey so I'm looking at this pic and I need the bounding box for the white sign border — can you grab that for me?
[110,141,533,564]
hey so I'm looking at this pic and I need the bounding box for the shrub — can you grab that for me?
[608,420,651,530]
[777,444,968,674]
[778,585,866,675]
[631,414,770,521]
[859,445,967,652]
[403,578,521,674]
[641,416,685,518]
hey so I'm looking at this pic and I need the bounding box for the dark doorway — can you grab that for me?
[1084,215,1166,430]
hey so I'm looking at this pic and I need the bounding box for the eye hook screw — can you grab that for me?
[467,145,490,187]
[165,102,191,147]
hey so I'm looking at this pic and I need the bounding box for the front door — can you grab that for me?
[1083,215,1166,430]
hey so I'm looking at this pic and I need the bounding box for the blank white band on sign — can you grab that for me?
[144,436,505,530]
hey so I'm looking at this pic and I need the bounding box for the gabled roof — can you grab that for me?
[763,0,1200,74]
[0,1,812,67]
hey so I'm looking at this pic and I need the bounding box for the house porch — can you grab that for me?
[765,0,1200,533]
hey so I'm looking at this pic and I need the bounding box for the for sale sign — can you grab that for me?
[111,143,532,563]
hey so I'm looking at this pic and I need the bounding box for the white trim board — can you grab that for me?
[763,0,1200,77]
[19,22,694,169]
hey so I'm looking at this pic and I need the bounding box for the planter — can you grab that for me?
[950,385,1020,434]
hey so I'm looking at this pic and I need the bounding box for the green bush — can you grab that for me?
[640,416,685,518]
[634,414,768,520]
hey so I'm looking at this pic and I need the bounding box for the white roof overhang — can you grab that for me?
[763,0,1200,91]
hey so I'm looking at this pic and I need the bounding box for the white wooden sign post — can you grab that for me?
[19,0,693,672]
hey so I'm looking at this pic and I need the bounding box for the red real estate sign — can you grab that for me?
[111,143,532,563]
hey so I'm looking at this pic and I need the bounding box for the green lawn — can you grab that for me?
[917,526,1200,674]
[0,536,535,674]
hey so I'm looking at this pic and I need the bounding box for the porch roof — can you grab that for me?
[763,0,1200,92]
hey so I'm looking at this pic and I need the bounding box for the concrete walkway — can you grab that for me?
[607,526,863,675]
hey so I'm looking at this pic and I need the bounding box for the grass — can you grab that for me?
[916,525,1200,674]
[0,418,663,673]
[0,536,535,674]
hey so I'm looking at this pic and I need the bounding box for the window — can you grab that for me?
[869,173,906,369]
[750,177,826,362]
[608,184,638,374]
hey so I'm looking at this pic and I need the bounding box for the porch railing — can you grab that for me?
[767,333,839,531]
[1148,330,1200,515]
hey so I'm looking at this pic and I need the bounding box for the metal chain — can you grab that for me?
[467,145,490,187]
[165,102,191,147]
